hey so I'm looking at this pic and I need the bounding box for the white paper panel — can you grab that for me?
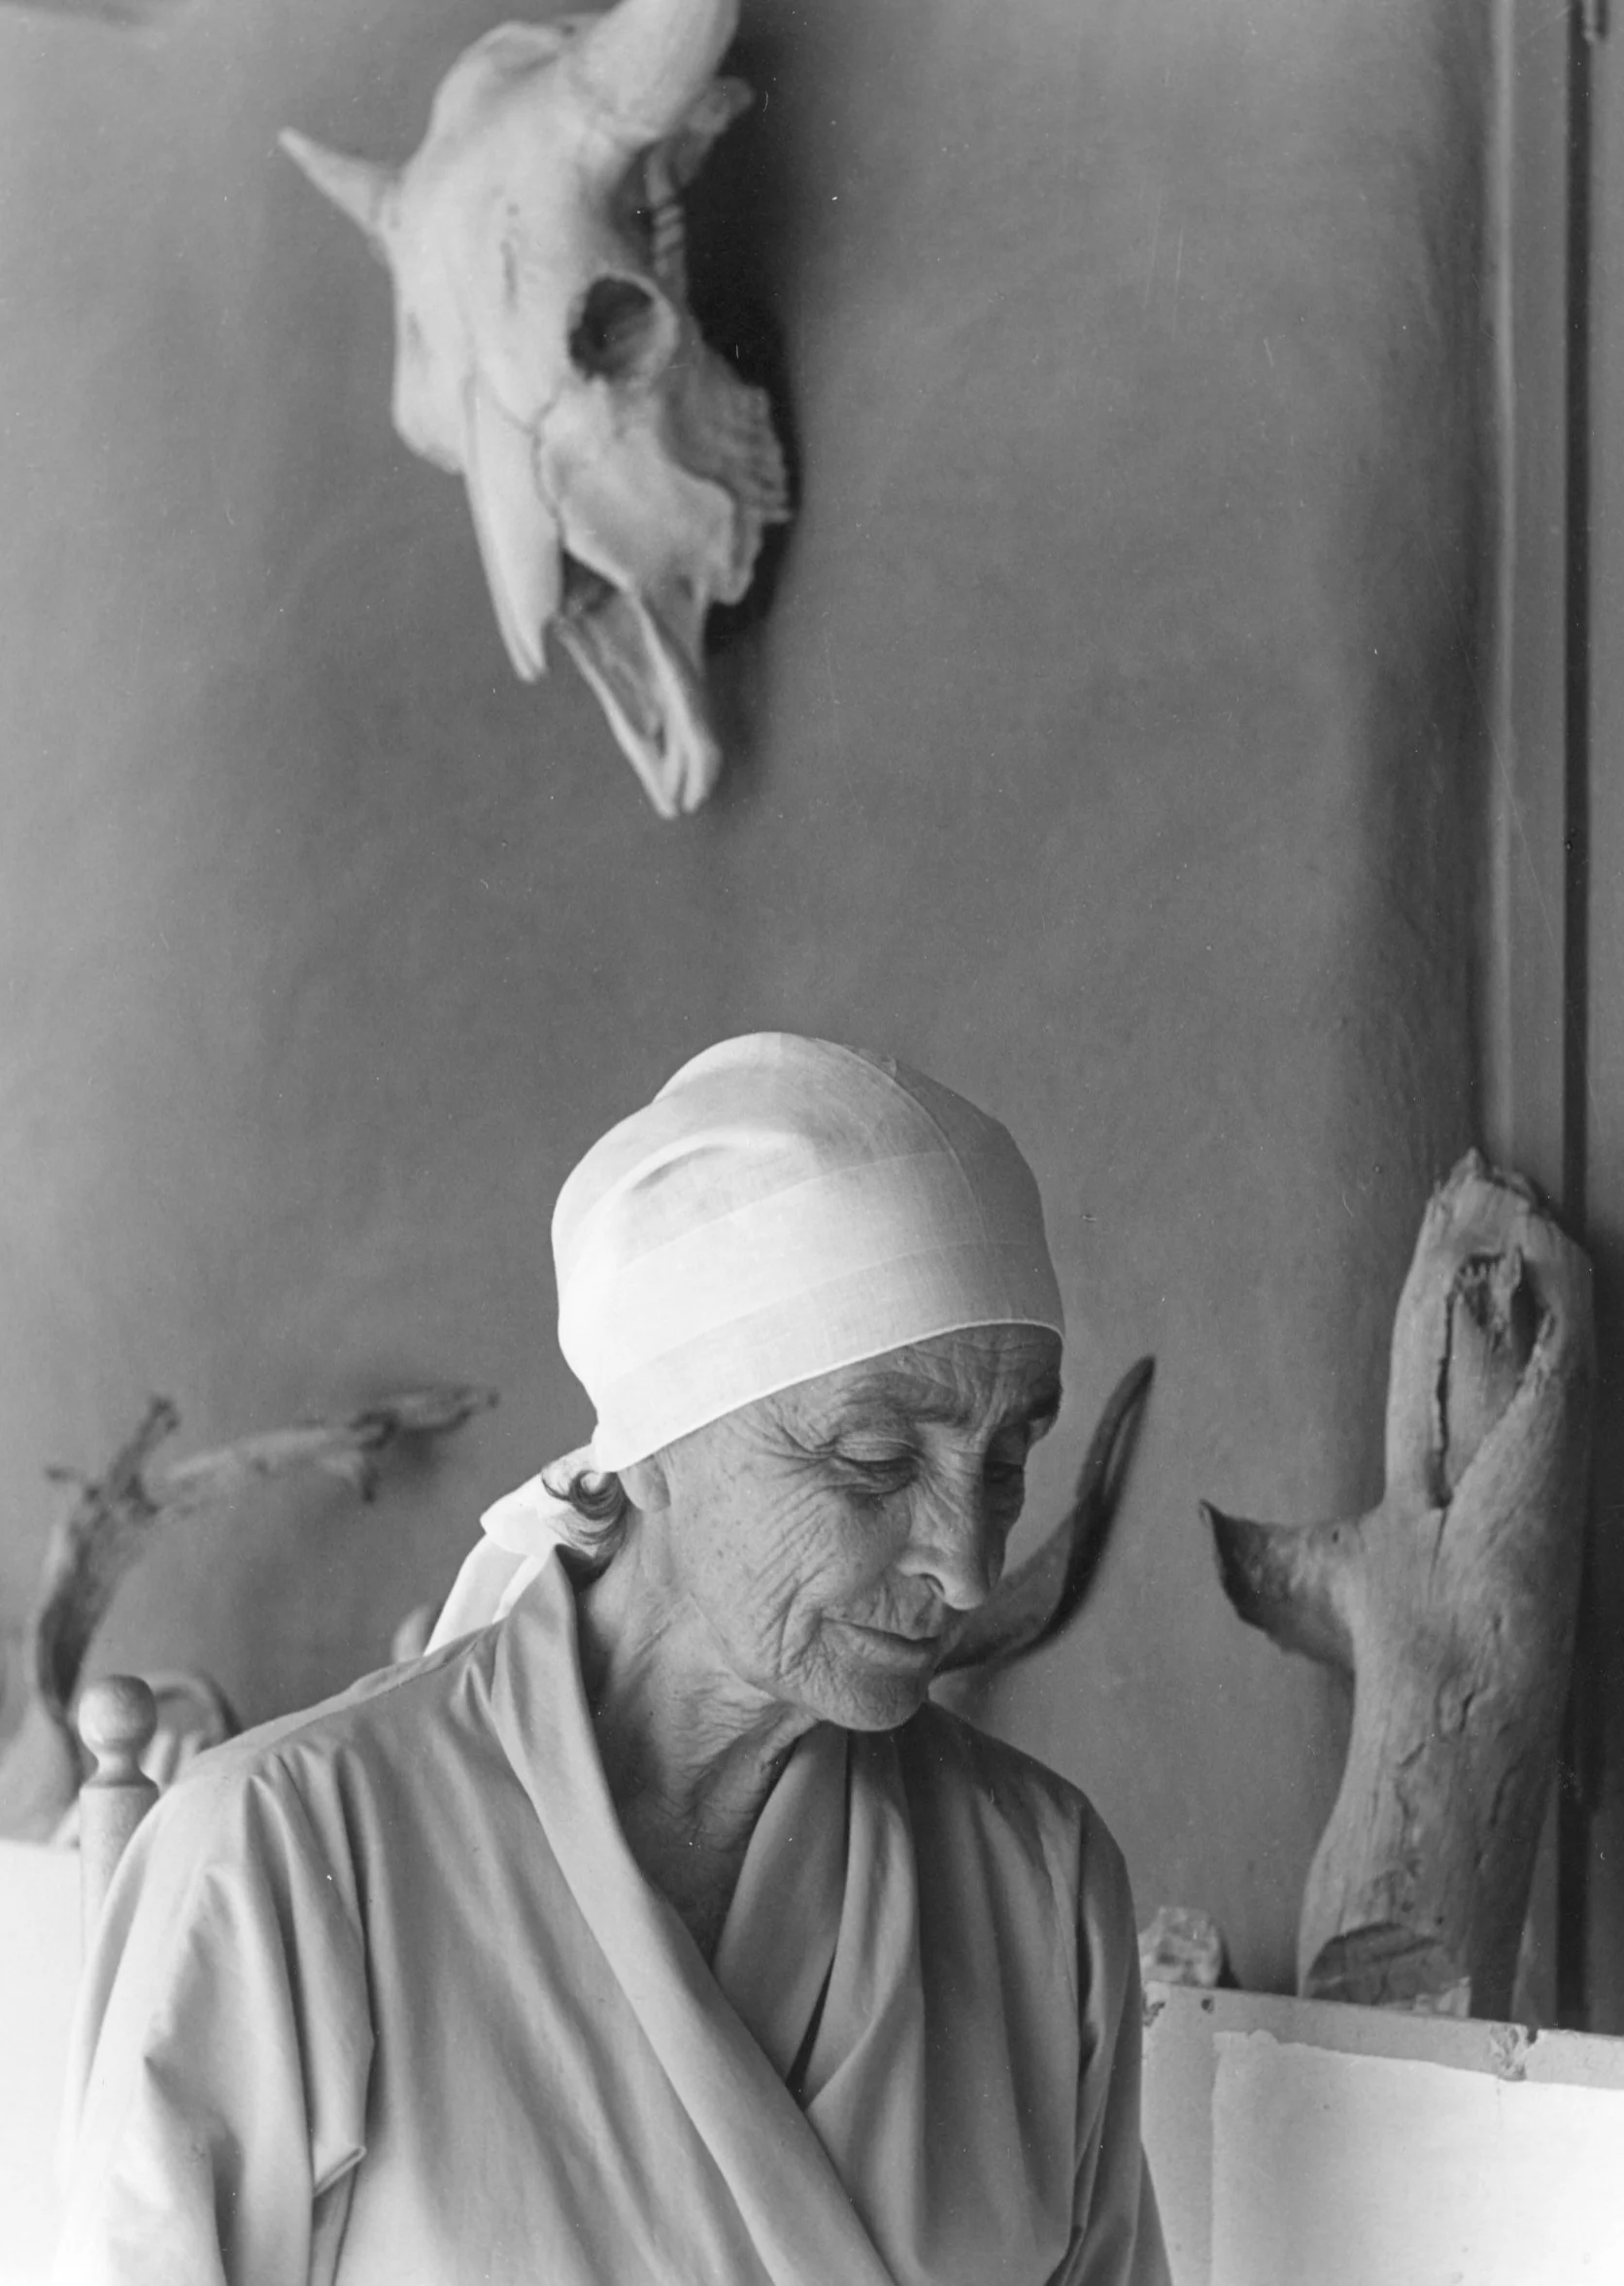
[0,1839,83,2283]
[1212,2030,1624,2286]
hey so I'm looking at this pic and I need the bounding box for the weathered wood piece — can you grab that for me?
[0,1382,496,1843]
[1204,1152,1594,2017]
[77,1674,158,1936]
[938,1356,1154,1674]
[0,1625,83,1854]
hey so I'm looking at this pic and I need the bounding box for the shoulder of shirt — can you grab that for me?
[895,1698,1129,1883]
[899,1695,1089,1812]
[142,1622,499,1825]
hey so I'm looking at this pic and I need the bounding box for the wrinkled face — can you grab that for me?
[639,1325,1064,1730]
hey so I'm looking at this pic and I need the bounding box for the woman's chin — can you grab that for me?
[809,1623,942,1729]
[834,1681,932,1731]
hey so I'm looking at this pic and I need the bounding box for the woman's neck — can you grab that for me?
[572,1537,814,1959]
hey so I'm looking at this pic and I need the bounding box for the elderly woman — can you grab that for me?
[59,1035,1167,2286]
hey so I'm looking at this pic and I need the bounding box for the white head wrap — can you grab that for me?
[428,1033,1063,1645]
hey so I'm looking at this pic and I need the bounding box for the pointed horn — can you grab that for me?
[570,0,739,147]
[936,1358,1155,1676]
[279,128,394,247]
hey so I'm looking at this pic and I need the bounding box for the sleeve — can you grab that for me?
[1049,1812,1171,2286]
[53,1755,375,2286]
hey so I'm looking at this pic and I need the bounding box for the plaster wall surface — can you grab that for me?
[0,0,1485,1991]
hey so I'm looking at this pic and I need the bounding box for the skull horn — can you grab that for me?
[570,0,739,148]
[279,128,394,249]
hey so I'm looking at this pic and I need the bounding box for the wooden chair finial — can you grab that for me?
[77,1675,158,1938]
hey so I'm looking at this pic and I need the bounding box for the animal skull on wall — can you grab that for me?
[282,0,789,818]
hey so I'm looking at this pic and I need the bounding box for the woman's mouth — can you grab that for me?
[832,1618,944,1660]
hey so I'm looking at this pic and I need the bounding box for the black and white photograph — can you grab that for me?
[0,2,1621,2280]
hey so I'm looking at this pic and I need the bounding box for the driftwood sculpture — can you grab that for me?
[0,1383,495,1843]
[1205,1153,1593,2018]
[282,0,789,820]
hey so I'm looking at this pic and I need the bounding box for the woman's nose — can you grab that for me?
[895,1481,1001,1611]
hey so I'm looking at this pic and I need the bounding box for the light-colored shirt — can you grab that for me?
[57,1556,1167,2285]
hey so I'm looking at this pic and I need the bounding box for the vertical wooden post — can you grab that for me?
[1492,0,1589,2036]
[1576,0,1624,2039]
[77,1675,158,1940]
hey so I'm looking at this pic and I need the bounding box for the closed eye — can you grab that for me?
[831,1447,919,1493]
[991,1420,1039,1468]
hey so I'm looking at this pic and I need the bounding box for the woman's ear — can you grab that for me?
[619,1450,670,1513]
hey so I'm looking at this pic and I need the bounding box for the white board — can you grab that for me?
[1211,2029,1624,2286]
[0,1840,83,2286]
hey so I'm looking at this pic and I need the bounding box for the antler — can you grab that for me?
[0,1383,496,1843]
[939,1357,1155,1675]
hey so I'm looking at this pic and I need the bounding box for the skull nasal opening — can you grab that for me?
[567,276,673,385]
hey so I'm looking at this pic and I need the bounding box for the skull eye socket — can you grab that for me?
[568,276,672,386]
